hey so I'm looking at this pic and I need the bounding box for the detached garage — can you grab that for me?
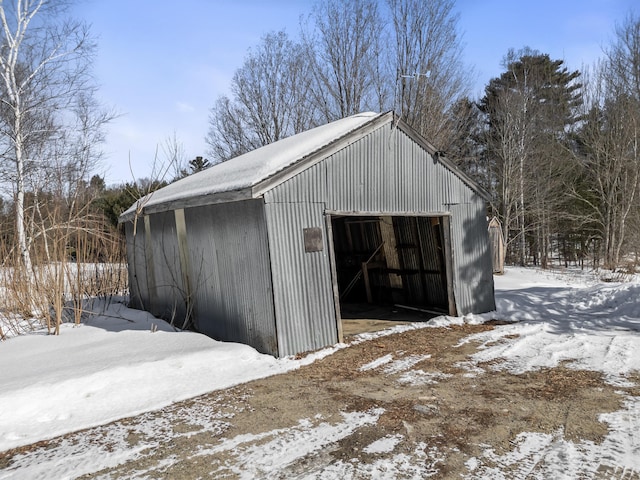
[120,111,495,357]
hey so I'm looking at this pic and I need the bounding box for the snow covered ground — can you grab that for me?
[1,267,639,478]
[0,299,342,453]
[464,268,640,478]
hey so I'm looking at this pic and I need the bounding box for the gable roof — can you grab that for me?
[120,111,489,222]
[120,112,384,220]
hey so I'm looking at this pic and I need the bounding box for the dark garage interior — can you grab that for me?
[329,214,457,325]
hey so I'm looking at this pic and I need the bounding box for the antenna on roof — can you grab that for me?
[400,72,431,79]
[392,71,432,133]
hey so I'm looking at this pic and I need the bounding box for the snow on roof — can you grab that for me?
[122,112,382,218]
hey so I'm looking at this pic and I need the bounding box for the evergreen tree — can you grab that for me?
[480,49,582,266]
[188,156,211,173]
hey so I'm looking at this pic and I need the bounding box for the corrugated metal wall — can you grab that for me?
[449,203,496,313]
[124,219,149,310]
[126,199,278,355]
[264,202,337,357]
[147,210,188,324]
[265,121,495,338]
[266,126,474,211]
[183,200,278,356]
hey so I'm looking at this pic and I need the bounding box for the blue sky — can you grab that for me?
[73,0,638,184]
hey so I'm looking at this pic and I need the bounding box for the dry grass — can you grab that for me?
[0,220,128,339]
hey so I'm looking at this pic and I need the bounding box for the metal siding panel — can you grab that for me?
[124,219,149,310]
[265,202,338,357]
[265,128,393,210]
[450,202,496,314]
[148,211,187,325]
[265,162,327,204]
[183,200,278,356]
[184,206,226,337]
[319,126,454,213]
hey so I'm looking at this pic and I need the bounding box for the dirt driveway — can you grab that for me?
[2,322,638,479]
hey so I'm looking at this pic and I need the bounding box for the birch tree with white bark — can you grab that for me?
[0,0,108,311]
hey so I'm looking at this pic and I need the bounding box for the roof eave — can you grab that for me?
[118,187,254,223]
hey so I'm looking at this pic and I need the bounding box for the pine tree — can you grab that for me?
[188,156,211,173]
[480,49,582,266]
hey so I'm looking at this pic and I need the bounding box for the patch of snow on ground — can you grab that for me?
[363,434,404,454]
[0,298,305,452]
[359,354,393,371]
[457,272,640,386]
[383,354,431,375]
[455,361,487,378]
[455,267,640,477]
[0,392,243,480]
[359,353,431,375]
[196,408,384,479]
[467,396,640,478]
[397,369,452,386]
[300,441,444,479]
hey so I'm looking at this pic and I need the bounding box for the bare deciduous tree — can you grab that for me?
[483,86,533,265]
[0,0,113,315]
[206,96,254,162]
[302,0,387,121]
[574,15,640,268]
[482,49,581,266]
[0,0,87,272]
[206,31,317,163]
[608,14,640,101]
[206,0,472,162]
[388,0,470,148]
[441,97,490,189]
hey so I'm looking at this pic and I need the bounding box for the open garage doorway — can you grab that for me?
[327,214,456,338]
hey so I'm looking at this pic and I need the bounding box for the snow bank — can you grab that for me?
[0,299,298,452]
[459,268,640,386]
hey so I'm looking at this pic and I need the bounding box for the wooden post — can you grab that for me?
[143,215,158,311]
[175,209,196,327]
[441,215,457,316]
[325,215,344,344]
